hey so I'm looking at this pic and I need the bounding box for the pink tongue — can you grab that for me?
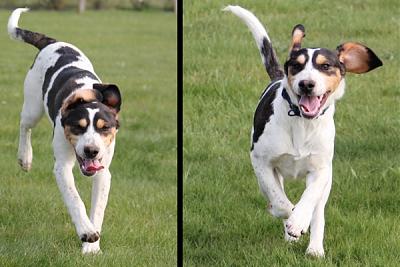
[83,159,104,172]
[299,95,320,116]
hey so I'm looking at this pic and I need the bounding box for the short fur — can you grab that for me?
[224,5,382,257]
[8,8,122,254]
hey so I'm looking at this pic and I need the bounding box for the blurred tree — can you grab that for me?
[78,0,86,13]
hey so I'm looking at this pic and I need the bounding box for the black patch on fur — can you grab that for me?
[61,107,89,135]
[284,48,309,75]
[312,48,344,76]
[93,107,119,133]
[251,81,280,150]
[260,37,284,81]
[15,28,56,50]
[47,66,99,122]
[61,102,118,134]
[42,46,82,97]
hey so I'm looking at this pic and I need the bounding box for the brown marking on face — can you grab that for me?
[96,119,105,129]
[64,126,79,146]
[296,54,306,65]
[315,54,328,65]
[100,127,117,146]
[60,89,99,115]
[287,72,295,90]
[79,119,88,128]
[321,68,342,94]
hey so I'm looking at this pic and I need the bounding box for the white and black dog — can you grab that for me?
[224,6,382,256]
[8,8,121,254]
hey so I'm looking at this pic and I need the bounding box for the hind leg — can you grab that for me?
[18,71,44,171]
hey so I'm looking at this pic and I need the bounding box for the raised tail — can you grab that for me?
[7,8,56,50]
[223,5,284,81]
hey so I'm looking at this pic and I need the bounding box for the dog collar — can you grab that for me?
[281,88,329,118]
[281,88,301,117]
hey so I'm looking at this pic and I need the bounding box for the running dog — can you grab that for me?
[224,5,382,256]
[8,8,122,254]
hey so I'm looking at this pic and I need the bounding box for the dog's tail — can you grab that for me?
[223,5,284,81]
[7,8,57,50]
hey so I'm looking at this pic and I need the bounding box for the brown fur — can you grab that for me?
[60,89,99,116]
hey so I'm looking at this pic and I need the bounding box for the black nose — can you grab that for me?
[298,80,315,94]
[84,146,99,159]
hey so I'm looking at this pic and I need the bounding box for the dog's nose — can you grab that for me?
[298,80,315,94]
[84,146,99,159]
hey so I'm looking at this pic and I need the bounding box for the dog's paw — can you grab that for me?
[82,241,101,255]
[306,246,325,258]
[18,158,31,171]
[80,231,100,243]
[284,231,300,242]
[285,213,310,238]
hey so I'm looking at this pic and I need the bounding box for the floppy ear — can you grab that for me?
[336,42,382,74]
[289,24,305,53]
[93,83,122,113]
[60,89,101,115]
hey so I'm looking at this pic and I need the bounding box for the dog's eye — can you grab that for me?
[321,63,331,70]
[291,63,302,70]
[99,125,111,131]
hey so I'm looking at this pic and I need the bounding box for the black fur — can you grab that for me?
[251,81,280,150]
[47,66,99,122]
[312,49,344,76]
[42,46,82,97]
[15,27,56,50]
[260,37,284,81]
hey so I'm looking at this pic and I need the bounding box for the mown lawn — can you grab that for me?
[184,0,400,266]
[0,9,176,266]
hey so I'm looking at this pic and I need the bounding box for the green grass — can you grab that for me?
[0,9,176,266]
[184,0,400,266]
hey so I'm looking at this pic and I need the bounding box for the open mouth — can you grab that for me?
[76,154,104,177]
[297,91,331,119]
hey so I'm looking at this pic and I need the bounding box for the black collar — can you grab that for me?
[281,88,329,118]
[281,88,301,117]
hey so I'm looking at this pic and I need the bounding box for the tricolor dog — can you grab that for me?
[8,8,121,254]
[224,6,382,256]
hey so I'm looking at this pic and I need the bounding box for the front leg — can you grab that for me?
[54,161,99,243]
[82,168,111,254]
[251,154,294,219]
[285,165,332,239]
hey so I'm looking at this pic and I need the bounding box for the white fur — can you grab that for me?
[11,8,114,255]
[7,8,29,41]
[223,5,272,67]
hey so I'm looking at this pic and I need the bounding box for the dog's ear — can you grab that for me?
[289,24,305,53]
[93,83,122,113]
[61,89,101,115]
[336,42,382,74]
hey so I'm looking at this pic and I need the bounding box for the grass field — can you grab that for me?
[0,9,176,266]
[184,0,400,266]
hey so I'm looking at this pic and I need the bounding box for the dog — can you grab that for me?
[224,6,382,257]
[8,8,122,254]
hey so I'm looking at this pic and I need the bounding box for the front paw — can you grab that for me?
[82,241,101,254]
[306,246,325,258]
[80,231,100,243]
[285,211,310,238]
[18,157,31,171]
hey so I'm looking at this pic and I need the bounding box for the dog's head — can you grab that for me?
[60,84,121,176]
[284,24,382,119]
